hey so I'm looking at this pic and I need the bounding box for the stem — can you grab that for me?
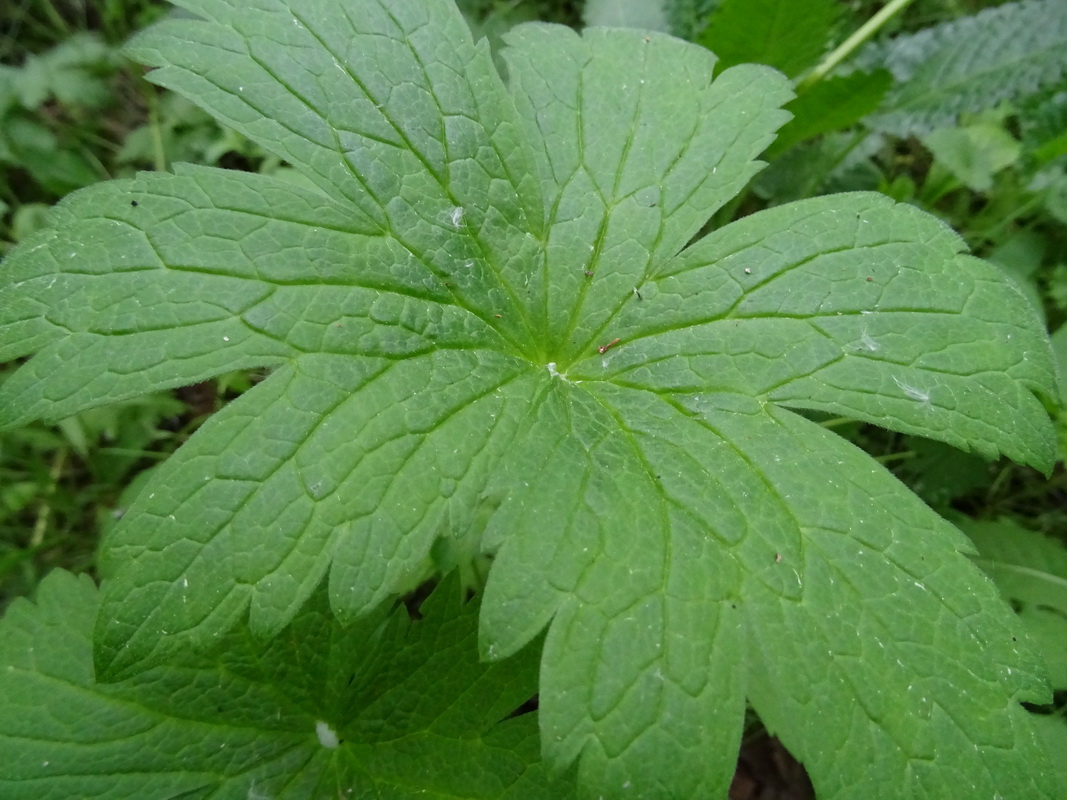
[974,194,1045,244]
[30,448,66,548]
[818,417,856,429]
[797,0,918,93]
[874,450,915,465]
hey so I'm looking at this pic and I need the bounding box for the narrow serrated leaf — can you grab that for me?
[583,0,670,32]
[864,0,1067,135]
[664,0,720,40]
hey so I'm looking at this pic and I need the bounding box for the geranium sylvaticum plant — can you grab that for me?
[0,0,1060,798]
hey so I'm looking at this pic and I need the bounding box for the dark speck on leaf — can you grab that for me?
[130,200,138,207]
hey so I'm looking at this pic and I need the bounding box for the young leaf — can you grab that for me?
[0,570,552,799]
[0,1,1060,797]
[863,0,1067,136]
[924,121,1022,193]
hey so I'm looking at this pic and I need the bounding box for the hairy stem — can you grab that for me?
[797,0,918,93]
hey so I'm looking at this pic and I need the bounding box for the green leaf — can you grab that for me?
[1053,323,1067,459]
[963,517,1067,690]
[0,1,1061,797]
[1053,323,1067,406]
[1042,166,1067,227]
[583,0,670,32]
[896,438,991,508]
[768,69,892,156]
[964,517,1067,620]
[1018,607,1067,690]
[664,0,720,40]
[753,131,884,204]
[1021,87,1067,165]
[0,117,101,195]
[0,570,553,799]
[988,230,1046,316]
[9,203,54,243]
[864,0,1067,135]
[924,121,1022,193]
[8,33,120,111]
[700,0,839,78]
[1033,714,1067,793]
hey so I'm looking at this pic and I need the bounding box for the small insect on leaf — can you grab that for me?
[597,338,621,354]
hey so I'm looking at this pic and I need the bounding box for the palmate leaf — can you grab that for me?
[0,570,551,799]
[0,1,1060,797]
